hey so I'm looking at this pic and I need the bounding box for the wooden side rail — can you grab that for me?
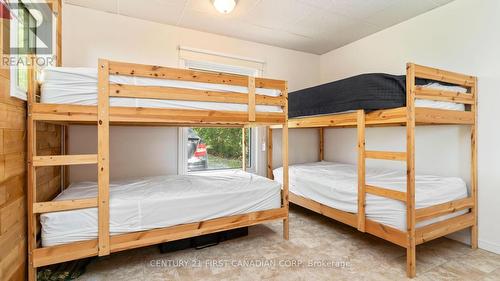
[105,60,287,123]
[31,207,287,268]
[365,185,407,202]
[414,86,473,104]
[33,198,98,213]
[415,197,474,223]
[108,60,286,90]
[365,150,407,161]
[32,154,98,167]
[413,64,476,88]
[109,84,285,106]
[415,213,475,245]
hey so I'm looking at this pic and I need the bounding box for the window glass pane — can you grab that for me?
[15,5,35,93]
[187,128,250,172]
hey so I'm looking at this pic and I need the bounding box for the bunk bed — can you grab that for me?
[27,59,290,281]
[267,63,477,278]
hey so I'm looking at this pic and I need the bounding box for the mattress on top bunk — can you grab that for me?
[39,67,283,113]
[288,73,468,118]
[273,161,468,231]
[40,170,281,247]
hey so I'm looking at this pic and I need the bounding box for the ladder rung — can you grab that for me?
[366,185,407,202]
[365,150,406,161]
[33,154,98,167]
[33,198,98,213]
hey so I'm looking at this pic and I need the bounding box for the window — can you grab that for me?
[186,127,251,172]
[178,59,259,174]
[9,1,37,100]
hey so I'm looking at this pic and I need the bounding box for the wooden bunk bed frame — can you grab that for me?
[26,59,290,280]
[267,63,477,278]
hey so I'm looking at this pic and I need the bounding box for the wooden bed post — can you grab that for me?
[470,77,478,249]
[97,59,110,256]
[282,83,289,240]
[319,128,324,161]
[406,63,417,278]
[242,128,246,171]
[357,110,366,232]
[267,127,273,179]
[27,58,38,281]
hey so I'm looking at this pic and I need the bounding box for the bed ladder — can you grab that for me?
[356,64,417,278]
[27,61,111,281]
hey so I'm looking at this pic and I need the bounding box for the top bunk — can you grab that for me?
[30,59,288,127]
[279,63,476,128]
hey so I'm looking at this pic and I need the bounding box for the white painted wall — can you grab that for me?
[319,0,500,254]
[62,4,320,180]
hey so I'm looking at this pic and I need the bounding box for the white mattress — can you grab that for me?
[39,67,283,112]
[273,161,468,230]
[40,170,281,247]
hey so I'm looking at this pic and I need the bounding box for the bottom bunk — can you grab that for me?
[33,170,287,267]
[273,161,468,231]
[273,161,475,248]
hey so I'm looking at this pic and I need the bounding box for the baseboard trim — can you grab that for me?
[479,239,500,254]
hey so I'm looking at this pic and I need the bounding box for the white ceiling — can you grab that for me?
[64,0,455,54]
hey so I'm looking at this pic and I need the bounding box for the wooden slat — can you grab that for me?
[357,110,366,232]
[415,197,473,223]
[32,154,97,167]
[365,150,406,161]
[288,107,407,128]
[290,193,408,248]
[109,60,249,87]
[32,208,287,267]
[97,59,110,256]
[365,219,408,248]
[33,198,98,213]
[413,64,475,87]
[415,213,475,245]
[255,77,287,91]
[414,86,473,104]
[32,104,286,125]
[365,185,406,202]
[108,60,286,90]
[415,108,474,125]
[32,103,98,122]
[248,76,256,121]
[290,193,357,227]
[32,240,98,268]
[110,207,287,252]
[108,84,285,106]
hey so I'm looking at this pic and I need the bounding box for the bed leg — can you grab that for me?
[283,218,289,240]
[471,224,478,249]
[406,242,416,278]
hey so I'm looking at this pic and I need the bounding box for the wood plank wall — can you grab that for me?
[0,13,62,281]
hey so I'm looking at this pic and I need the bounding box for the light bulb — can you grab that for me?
[212,0,237,14]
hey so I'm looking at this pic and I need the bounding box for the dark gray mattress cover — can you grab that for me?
[288,73,430,118]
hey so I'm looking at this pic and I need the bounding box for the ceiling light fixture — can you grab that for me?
[212,0,237,14]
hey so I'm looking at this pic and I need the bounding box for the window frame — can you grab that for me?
[177,59,260,175]
[9,1,36,101]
